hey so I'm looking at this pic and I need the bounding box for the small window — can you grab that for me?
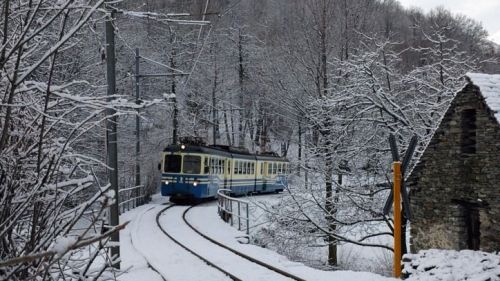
[461,109,476,154]
[203,157,209,174]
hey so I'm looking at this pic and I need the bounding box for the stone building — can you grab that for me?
[408,73,500,253]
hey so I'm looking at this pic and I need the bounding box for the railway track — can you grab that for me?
[130,206,169,281]
[156,204,307,281]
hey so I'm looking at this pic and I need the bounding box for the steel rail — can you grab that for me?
[183,205,307,281]
[156,205,242,281]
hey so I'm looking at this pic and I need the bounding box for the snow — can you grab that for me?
[119,194,395,281]
[187,201,394,281]
[49,236,78,256]
[118,195,230,281]
[403,249,500,281]
[163,93,176,99]
[466,72,500,123]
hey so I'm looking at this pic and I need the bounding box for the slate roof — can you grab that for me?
[466,72,500,124]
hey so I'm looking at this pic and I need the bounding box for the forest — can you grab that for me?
[0,0,499,279]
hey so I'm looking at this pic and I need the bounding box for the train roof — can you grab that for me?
[163,144,288,162]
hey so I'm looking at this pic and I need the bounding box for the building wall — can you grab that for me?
[408,83,500,253]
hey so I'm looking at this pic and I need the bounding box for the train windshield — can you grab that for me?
[183,155,201,174]
[164,155,181,173]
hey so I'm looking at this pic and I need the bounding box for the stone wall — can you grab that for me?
[408,82,500,253]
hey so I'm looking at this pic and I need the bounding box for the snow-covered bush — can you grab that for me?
[403,249,500,281]
[0,1,128,280]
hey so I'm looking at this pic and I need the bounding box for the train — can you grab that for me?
[159,142,289,202]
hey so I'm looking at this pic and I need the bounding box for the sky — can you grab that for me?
[398,0,500,44]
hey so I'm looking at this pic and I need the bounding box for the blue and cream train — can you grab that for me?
[160,143,289,202]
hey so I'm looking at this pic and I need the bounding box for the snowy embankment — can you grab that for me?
[186,201,394,281]
[403,249,500,281]
[246,193,394,274]
[118,194,394,281]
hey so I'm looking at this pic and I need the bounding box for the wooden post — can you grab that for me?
[393,161,402,278]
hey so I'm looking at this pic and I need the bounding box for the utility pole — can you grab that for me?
[169,27,178,145]
[105,4,120,268]
[212,89,217,145]
[393,161,402,278]
[134,48,141,206]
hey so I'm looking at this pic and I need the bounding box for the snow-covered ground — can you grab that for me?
[118,193,394,281]
[403,249,500,281]
[246,193,394,274]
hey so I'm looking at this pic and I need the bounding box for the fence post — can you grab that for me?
[230,200,233,226]
[238,201,241,231]
[246,202,249,236]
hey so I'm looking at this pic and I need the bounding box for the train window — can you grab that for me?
[183,155,201,174]
[219,159,223,174]
[164,155,182,173]
[267,162,272,174]
[204,158,209,174]
[228,161,231,174]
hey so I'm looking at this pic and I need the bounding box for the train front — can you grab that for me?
[160,145,210,202]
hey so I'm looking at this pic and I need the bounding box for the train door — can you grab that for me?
[262,162,269,192]
[224,159,230,189]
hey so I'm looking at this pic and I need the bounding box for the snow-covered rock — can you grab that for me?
[403,249,500,281]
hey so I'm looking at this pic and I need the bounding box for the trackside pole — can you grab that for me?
[393,161,402,278]
[105,5,120,269]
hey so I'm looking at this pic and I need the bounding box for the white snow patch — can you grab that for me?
[49,236,78,256]
[403,249,500,281]
[466,72,500,123]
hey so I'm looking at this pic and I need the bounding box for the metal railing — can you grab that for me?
[118,185,145,214]
[217,189,250,236]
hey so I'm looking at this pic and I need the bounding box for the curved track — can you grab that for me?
[156,204,307,281]
[129,206,169,281]
[156,205,242,281]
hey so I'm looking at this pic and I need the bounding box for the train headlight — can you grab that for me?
[193,179,199,187]
[164,180,169,185]
[181,144,186,150]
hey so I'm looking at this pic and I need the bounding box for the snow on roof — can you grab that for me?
[466,72,500,123]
